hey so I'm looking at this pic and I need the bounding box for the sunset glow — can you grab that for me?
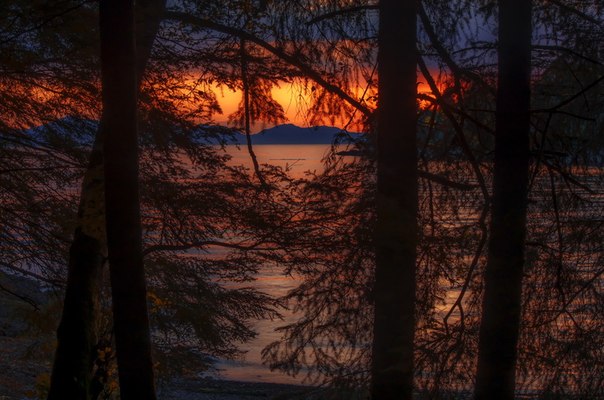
[213,83,325,130]
[6,1,604,397]
[212,68,445,132]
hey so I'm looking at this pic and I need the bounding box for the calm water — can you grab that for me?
[217,145,471,385]
[214,144,337,384]
[213,145,470,384]
[215,265,302,384]
[211,145,604,386]
[225,144,334,178]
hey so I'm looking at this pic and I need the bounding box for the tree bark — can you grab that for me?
[474,1,532,399]
[47,1,164,398]
[371,1,418,399]
[99,0,156,398]
[47,136,105,400]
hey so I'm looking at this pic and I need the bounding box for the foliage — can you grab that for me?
[2,0,604,398]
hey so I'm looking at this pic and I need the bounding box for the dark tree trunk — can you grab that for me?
[46,83,108,400]
[47,1,164,398]
[47,149,105,400]
[474,1,532,399]
[371,1,418,399]
[135,0,166,83]
[99,0,156,398]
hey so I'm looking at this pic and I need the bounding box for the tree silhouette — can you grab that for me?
[2,1,604,399]
[474,1,532,398]
[47,1,165,397]
[371,0,418,399]
[99,0,156,398]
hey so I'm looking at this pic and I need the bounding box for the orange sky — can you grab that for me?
[146,65,445,134]
[212,84,316,129]
[212,70,443,132]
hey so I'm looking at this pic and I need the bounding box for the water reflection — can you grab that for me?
[225,144,335,179]
[213,144,336,384]
[204,144,604,395]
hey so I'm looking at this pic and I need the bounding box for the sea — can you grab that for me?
[214,144,342,385]
[213,144,604,389]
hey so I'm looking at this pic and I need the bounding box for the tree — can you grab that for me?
[99,0,156,398]
[22,1,294,395]
[371,1,418,399]
[474,0,532,399]
[47,0,165,398]
[5,1,604,398]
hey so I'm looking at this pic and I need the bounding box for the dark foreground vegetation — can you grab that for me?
[1,0,604,399]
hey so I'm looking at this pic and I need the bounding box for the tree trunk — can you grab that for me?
[474,1,532,399]
[371,1,418,399]
[99,0,156,398]
[47,1,164,398]
[47,136,105,400]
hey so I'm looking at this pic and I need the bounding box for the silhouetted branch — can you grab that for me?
[142,239,281,256]
[0,261,64,287]
[163,10,372,118]
[418,3,491,94]
[0,133,85,168]
[0,206,73,245]
[306,4,378,25]
[532,44,604,66]
[418,93,495,135]
[0,282,39,310]
[418,56,490,200]
[0,166,78,175]
[240,37,268,188]
[533,75,604,113]
[542,159,596,195]
[548,0,602,26]
[0,0,95,45]
[528,113,553,192]
[548,167,566,305]
[443,205,488,335]
[418,170,478,191]
[531,264,604,328]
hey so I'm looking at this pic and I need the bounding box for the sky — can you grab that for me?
[213,84,316,129]
[212,70,443,133]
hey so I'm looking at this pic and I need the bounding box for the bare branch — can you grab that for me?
[0,283,39,310]
[418,3,492,94]
[142,239,280,257]
[418,170,478,191]
[0,166,78,175]
[0,261,64,287]
[443,205,488,334]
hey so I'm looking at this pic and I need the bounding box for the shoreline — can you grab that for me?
[0,273,317,400]
[161,378,317,400]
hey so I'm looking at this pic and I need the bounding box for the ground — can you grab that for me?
[162,379,316,400]
[0,272,315,400]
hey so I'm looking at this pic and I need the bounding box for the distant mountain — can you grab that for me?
[22,119,362,147]
[193,123,363,145]
[242,124,361,145]
[23,116,98,147]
